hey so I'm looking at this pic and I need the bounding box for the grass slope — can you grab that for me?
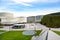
[53,31,60,35]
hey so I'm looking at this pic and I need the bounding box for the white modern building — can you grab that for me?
[0,12,27,24]
[0,12,43,25]
[0,12,14,24]
[12,17,27,23]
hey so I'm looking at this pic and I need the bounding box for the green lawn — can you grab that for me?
[53,31,60,35]
[0,30,6,32]
[35,30,41,36]
[0,30,41,40]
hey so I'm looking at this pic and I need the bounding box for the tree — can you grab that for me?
[40,12,60,28]
[29,20,33,23]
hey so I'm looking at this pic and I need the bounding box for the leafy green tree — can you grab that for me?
[29,20,33,23]
[40,12,60,28]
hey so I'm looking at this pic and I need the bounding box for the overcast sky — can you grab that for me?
[0,0,60,17]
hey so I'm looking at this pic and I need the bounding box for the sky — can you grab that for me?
[0,0,60,17]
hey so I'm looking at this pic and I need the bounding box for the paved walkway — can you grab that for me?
[48,30,60,40]
[31,30,60,40]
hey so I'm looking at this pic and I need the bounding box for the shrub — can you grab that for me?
[40,12,60,28]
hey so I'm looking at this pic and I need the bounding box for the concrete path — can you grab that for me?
[31,30,60,40]
[31,30,48,40]
[48,30,60,40]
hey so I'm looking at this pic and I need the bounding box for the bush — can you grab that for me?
[40,12,60,28]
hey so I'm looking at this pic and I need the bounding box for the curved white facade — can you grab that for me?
[0,12,14,24]
[0,12,13,19]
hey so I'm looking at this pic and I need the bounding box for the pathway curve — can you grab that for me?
[48,30,60,40]
[31,30,60,40]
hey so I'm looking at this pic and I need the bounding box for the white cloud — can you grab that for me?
[39,0,59,3]
[12,0,37,6]
[0,9,60,17]
[0,0,60,17]
[12,0,59,3]
[18,2,32,6]
[0,7,60,17]
[10,7,60,17]
[0,6,7,10]
[12,0,36,3]
[0,0,59,7]
[11,0,59,6]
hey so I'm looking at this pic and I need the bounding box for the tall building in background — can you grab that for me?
[35,15,43,23]
[13,17,27,23]
[27,15,43,23]
[27,16,35,23]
